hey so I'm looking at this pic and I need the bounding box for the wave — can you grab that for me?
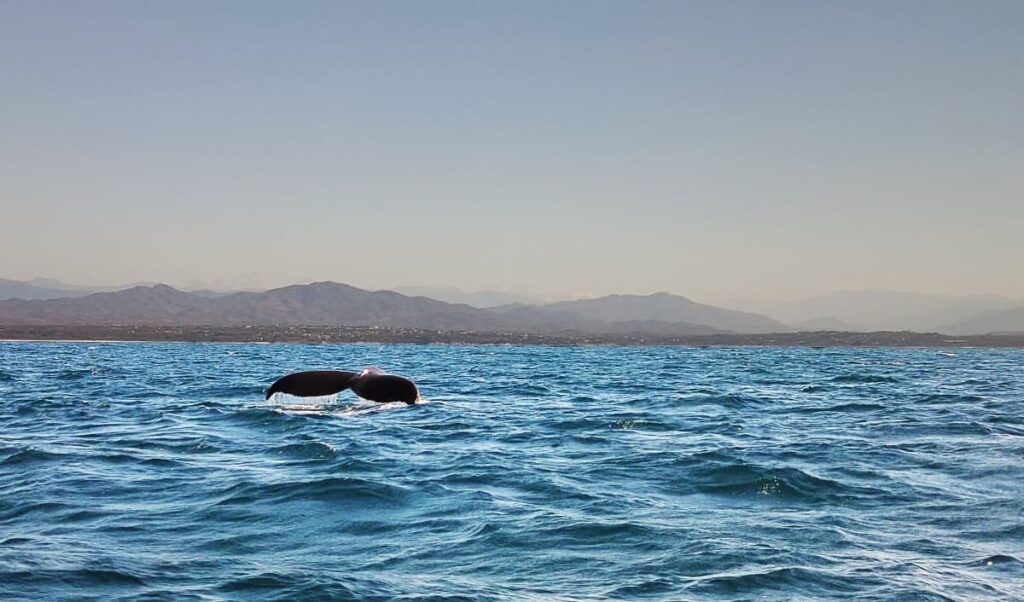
[687,462,869,504]
[685,566,863,597]
[916,393,986,404]
[795,401,887,414]
[0,568,147,588]
[55,368,97,381]
[611,418,676,431]
[801,385,830,393]
[831,374,900,384]
[269,441,338,460]
[968,554,1021,567]
[218,571,305,594]
[0,501,76,522]
[0,446,64,466]
[109,436,222,455]
[676,393,767,407]
[212,476,412,507]
[216,573,404,600]
[542,520,658,544]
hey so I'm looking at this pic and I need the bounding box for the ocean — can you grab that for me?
[1,342,1022,600]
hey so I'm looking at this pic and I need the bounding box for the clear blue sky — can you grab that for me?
[2,1,1021,300]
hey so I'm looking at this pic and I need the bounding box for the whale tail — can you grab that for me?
[267,368,419,404]
[352,373,419,404]
[265,370,358,400]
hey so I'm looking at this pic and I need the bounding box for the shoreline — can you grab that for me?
[1,325,1023,348]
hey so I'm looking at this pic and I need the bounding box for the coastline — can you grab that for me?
[2,325,1022,348]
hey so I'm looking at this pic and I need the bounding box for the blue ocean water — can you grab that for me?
[0,343,1022,601]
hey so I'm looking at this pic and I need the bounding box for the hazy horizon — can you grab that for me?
[3,1,1022,301]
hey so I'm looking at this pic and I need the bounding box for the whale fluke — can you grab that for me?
[265,370,357,400]
[266,369,419,404]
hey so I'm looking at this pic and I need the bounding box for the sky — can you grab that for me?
[1,1,1022,302]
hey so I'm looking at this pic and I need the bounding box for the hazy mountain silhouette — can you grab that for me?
[392,286,541,308]
[0,277,163,300]
[211,282,526,331]
[0,283,508,330]
[491,303,723,336]
[0,282,744,335]
[940,307,1024,335]
[0,285,216,324]
[6,279,1021,335]
[723,290,1019,332]
[536,292,787,334]
[0,278,96,301]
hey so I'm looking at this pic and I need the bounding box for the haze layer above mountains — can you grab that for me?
[1,278,1022,336]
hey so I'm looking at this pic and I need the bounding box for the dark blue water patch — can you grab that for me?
[0,342,1022,600]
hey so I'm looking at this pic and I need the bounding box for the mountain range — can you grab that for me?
[390,286,541,308]
[0,278,101,301]
[721,290,1024,333]
[0,282,760,337]
[0,277,162,300]
[1,278,1022,335]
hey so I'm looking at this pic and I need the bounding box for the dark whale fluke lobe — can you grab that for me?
[265,370,357,400]
[266,369,419,404]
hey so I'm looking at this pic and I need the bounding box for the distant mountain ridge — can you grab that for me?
[0,277,247,302]
[0,283,503,330]
[722,290,1022,333]
[0,282,772,336]
[391,286,541,308]
[537,292,788,334]
[4,279,1021,335]
[0,277,159,300]
[0,278,94,301]
[940,307,1024,335]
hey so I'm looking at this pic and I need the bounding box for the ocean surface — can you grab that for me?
[1,343,1022,601]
